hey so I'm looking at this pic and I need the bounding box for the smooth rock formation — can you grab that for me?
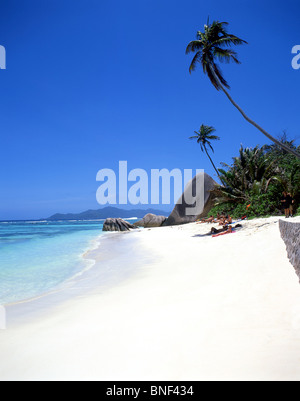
[103,218,136,232]
[133,213,167,228]
[163,172,218,226]
[279,219,300,281]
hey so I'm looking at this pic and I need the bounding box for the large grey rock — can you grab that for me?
[163,172,218,226]
[103,218,136,232]
[133,213,167,228]
[279,220,300,281]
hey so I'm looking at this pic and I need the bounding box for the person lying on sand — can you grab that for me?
[215,213,225,221]
[210,223,242,236]
[197,216,215,224]
[211,224,229,234]
[212,225,233,237]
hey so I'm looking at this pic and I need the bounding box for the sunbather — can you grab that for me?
[197,216,215,224]
[210,223,242,236]
[211,224,229,234]
[212,225,233,237]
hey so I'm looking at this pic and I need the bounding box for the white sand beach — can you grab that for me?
[1,216,300,381]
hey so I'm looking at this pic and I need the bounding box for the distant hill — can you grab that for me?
[45,207,170,221]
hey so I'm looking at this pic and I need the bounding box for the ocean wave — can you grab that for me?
[26,221,47,224]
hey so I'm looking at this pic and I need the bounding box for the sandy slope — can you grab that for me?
[0,216,300,381]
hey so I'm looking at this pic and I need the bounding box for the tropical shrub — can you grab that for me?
[212,139,300,218]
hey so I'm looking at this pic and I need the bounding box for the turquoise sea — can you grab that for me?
[0,220,110,305]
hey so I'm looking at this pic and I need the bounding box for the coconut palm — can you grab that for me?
[189,124,222,181]
[186,20,300,159]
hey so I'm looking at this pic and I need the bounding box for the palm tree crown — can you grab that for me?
[186,20,247,90]
[189,124,221,180]
[189,124,220,151]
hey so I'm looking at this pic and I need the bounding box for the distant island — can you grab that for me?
[45,207,170,221]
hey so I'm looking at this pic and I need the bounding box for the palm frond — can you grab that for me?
[209,62,230,90]
[205,62,221,90]
[213,35,248,48]
[213,47,240,64]
[207,142,215,153]
[185,40,203,55]
[188,51,202,74]
[203,126,216,135]
[206,134,220,141]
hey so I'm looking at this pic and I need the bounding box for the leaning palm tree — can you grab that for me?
[186,20,300,159]
[189,124,222,181]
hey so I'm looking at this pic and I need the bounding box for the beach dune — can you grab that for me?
[0,217,300,381]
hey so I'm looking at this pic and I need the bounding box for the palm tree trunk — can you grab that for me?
[209,65,300,159]
[204,146,225,185]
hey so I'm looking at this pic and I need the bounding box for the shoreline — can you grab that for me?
[2,232,103,309]
[1,216,300,380]
[4,230,144,328]
[0,219,111,307]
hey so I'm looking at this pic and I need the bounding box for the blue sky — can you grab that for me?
[0,0,299,220]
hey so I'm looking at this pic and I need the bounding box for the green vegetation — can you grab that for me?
[186,20,300,158]
[209,136,300,218]
[185,19,300,217]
